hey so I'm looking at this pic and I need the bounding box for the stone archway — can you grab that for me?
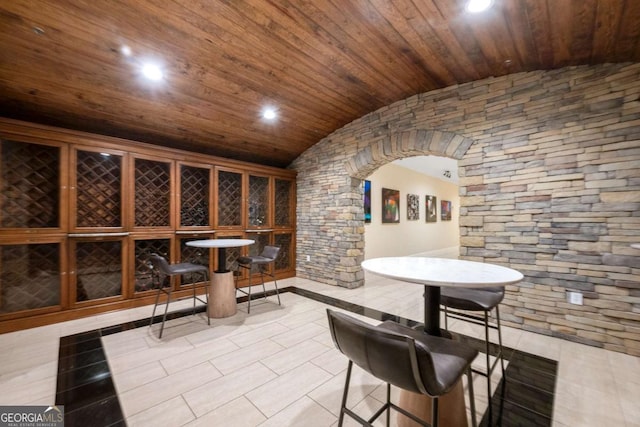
[292,129,474,289]
[346,130,474,179]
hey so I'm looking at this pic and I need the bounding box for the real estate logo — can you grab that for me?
[0,405,64,427]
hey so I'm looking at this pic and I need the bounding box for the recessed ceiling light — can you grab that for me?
[120,45,132,56]
[466,0,493,13]
[141,63,163,81]
[262,107,277,120]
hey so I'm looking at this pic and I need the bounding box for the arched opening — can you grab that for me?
[285,129,476,289]
[362,155,460,260]
[327,130,474,288]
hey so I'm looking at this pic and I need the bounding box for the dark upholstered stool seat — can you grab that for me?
[378,320,478,397]
[440,286,504,312]
[237,255,273,265]
[327,309,477,427]
[159,262,209,276]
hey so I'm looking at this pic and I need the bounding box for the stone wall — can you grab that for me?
[291,63,640,355]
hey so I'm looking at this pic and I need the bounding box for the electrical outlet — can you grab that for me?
[306,255,311,262]
[567,291,583,305]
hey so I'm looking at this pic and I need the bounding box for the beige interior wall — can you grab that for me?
[364,163,459,259]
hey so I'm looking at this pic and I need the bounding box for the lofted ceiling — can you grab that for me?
[1,0,639,168]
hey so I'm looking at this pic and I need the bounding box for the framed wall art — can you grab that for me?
[363,179,372,223]
[407,194,419,220]
[382,188,400,223]
[426,195,437,223]
[441,200,452,221]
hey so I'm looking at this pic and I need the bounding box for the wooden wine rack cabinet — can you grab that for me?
[0,118,296,333]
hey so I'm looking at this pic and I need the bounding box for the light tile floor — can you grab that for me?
[1,274,639,426]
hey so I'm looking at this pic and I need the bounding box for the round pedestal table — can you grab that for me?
[186,239,254,318]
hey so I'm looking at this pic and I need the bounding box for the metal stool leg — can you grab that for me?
[205,271,210,325]
[271,271,281,306]
[150,272,163,327]
[338,361,353,427]
[485,306,505,423]
[236,264,255,314]
[467,367,477,427]
[247,267,253,313]
[259,267,268,299]
[484,311,492,420]
[159,284,173,339]
[444,305,449,330]
[386,383,391,426]
[192,273,197,316]
[194,270,210,325]
[496,306,505,375]
[258,266,281,307]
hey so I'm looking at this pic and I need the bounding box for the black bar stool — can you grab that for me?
[327,309,477,427]
[441,286,505,417]
[236,245,281,313]
[147,253,210,338]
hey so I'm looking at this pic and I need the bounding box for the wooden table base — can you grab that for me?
[208,271,237,318]
[397,379,468,427]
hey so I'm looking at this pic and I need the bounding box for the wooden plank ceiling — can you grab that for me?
[0,0,639,167]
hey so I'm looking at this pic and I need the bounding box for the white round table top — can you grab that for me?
[361,257,524,288]
[186,239,254,248]
[631,243,640,250]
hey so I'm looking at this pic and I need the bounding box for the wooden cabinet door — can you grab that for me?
[215,168,243,229]
[247,174,270,228]
[73,148,125,232]
[178,163,211,229]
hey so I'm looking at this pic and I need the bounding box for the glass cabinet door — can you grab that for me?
[248,175,269,227]
[76,150,122,229]
[133,237,171,293]
[274,232,293,272]
[215,233,245,273]
[245,232,270,255]
[180,164,210,227]
[135,158,171,228]
[180,237,210,267]
[1,140,60,229]
[0,242,61,314]
[216,169,243,228]
[274,178,293,228]
[73,239,123,304]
